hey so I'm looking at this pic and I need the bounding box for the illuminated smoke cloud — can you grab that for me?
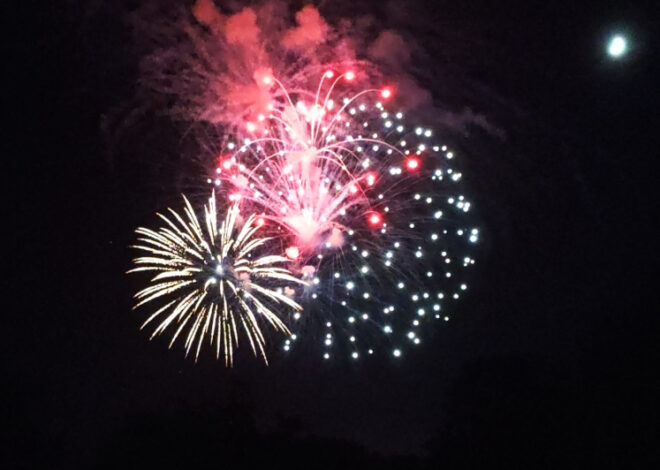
[281,5,329,49]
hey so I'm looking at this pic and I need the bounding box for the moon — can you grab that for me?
[607,35,628,58]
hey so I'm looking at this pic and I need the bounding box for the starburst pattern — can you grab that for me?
[204,72,479,360]
[129,193,305,365]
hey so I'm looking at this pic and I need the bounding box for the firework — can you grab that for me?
[128,2,482,363]
[205,72,479,360]
[129,193,305,365]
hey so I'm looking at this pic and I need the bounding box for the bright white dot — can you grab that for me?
[346,281,355,290]
[393,349,401,357]
[352,352,359,359]
[324,353,330,359]
[608,35,627,58]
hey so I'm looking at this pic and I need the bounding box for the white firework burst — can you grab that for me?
[129,192,306,365]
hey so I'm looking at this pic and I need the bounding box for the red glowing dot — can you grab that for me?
[365,172,377,186]
[229,193,242,202]
[349,183,359,194]
[285,246,300,260]
[368,212,382,226]
[345,71,355,81]
[262,76,272,85]
[324,70,334,78]
[222,160,232,170]
[246,122,256,132]
[255,217,265,226]
[406,158,420,170]
[380,88,392,99]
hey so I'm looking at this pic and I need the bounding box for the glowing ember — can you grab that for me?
[368,212,382,226]
[285,246,300,260]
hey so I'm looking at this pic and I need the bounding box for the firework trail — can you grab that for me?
[129,193,305,365]
[127,1,482,363]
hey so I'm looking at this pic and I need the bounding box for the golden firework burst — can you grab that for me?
[129,193,305,365]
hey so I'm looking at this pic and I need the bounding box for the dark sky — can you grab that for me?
[9,0,658,468]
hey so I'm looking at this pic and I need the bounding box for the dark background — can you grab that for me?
[8,0,658,467]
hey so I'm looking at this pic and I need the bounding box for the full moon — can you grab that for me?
[607,35,627,58]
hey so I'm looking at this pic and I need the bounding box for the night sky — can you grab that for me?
[9,0,658,467]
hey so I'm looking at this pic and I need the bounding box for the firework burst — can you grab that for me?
[126,1,482,364]
[129,192,305,365]
[205,72,479,360]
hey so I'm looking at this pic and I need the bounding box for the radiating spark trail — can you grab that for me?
[129,192,306,365]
